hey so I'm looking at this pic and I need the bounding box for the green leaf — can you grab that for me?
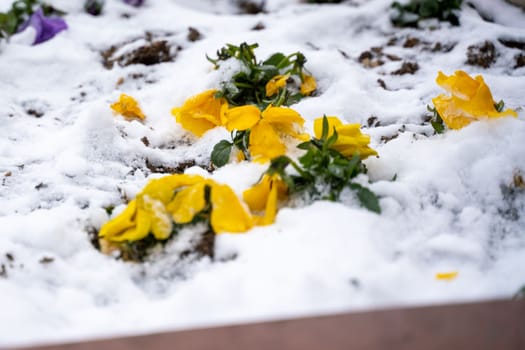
[297,141,312,150]
[327,163,345,179]
[431,120,445,134]
[324,128,338,150]
[353,184,381,213]
[419,0,439,17]
[268,155,291,174]
[494,100,505,113]
[263,53,288,67]
[211,140,233,167]
[320,115,329,141]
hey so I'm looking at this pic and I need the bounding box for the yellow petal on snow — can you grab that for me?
[210,184,253,233]
[141,174,206,204]
[436,271,458,281]
[142,195,172,240]
[168,181,207,224]
[433,71,517,130]
[98,199,138,239]
[243,175,272,212]
[300,73,317,96]
[111,206,152,242]
[223,105,261,131]
[110,93,146,120]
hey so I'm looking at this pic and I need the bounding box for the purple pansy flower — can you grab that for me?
[124,0,144,7]
[18,8,67,45]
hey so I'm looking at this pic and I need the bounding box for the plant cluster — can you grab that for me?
[207,42,316,109]
[0,0,63,40]
[390,0,463,27]
[263,116,380,212]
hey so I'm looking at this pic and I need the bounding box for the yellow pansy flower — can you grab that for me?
[171,89,228,136]
[265,74,289,97]
[223,105,309,162]
[300,73,316,96]
[99,174,255,244]
[313,116,378,160]
[432,70,517,130]
[99,174,205,243]
[110,93,146,120]
[243,174,288,226]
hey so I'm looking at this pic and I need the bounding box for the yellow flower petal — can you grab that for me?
[99,199,138,240]
[432,94,474,130]
[243,175,272,212]
[168,181,208,224]
[223,105,261,131]
[141,195,172,240]
[265,74,289,97]
[249,120,286,161]
[171,89,227,137]
[243,174,287,226]
[300,73,317,96]
[313,116,378,160]
[262,105,304,126]
[111,94,146,120]
[141,174,205,205]
[433,71,517,130]
[313,116,343,139]
[210,184,253,233]
[436,271,458,281]
[111,207,152,242]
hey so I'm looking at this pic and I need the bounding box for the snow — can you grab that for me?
[1,0,525,346]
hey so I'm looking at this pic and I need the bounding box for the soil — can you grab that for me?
[145,159,212,174]
[391,62,419,75]
[180,229,215,260]
[187,27,202,42]
[466,41,497,68]
[101,33,182,69]
[516,54,525,68]
[238,0,265,14]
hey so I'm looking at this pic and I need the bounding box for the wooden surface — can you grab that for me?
[11,299,525,350]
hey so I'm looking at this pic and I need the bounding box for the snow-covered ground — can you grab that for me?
[1,0,524,346]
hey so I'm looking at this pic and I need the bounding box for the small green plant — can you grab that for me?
[207,42,315,109]
[263,116,381,213]
[391,0,463,27]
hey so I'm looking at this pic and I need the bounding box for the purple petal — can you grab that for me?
[123,0,144,7]
[24,8,68,45]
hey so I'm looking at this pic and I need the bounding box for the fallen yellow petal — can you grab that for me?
[436,271,458,281]
[110,94,146,120]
